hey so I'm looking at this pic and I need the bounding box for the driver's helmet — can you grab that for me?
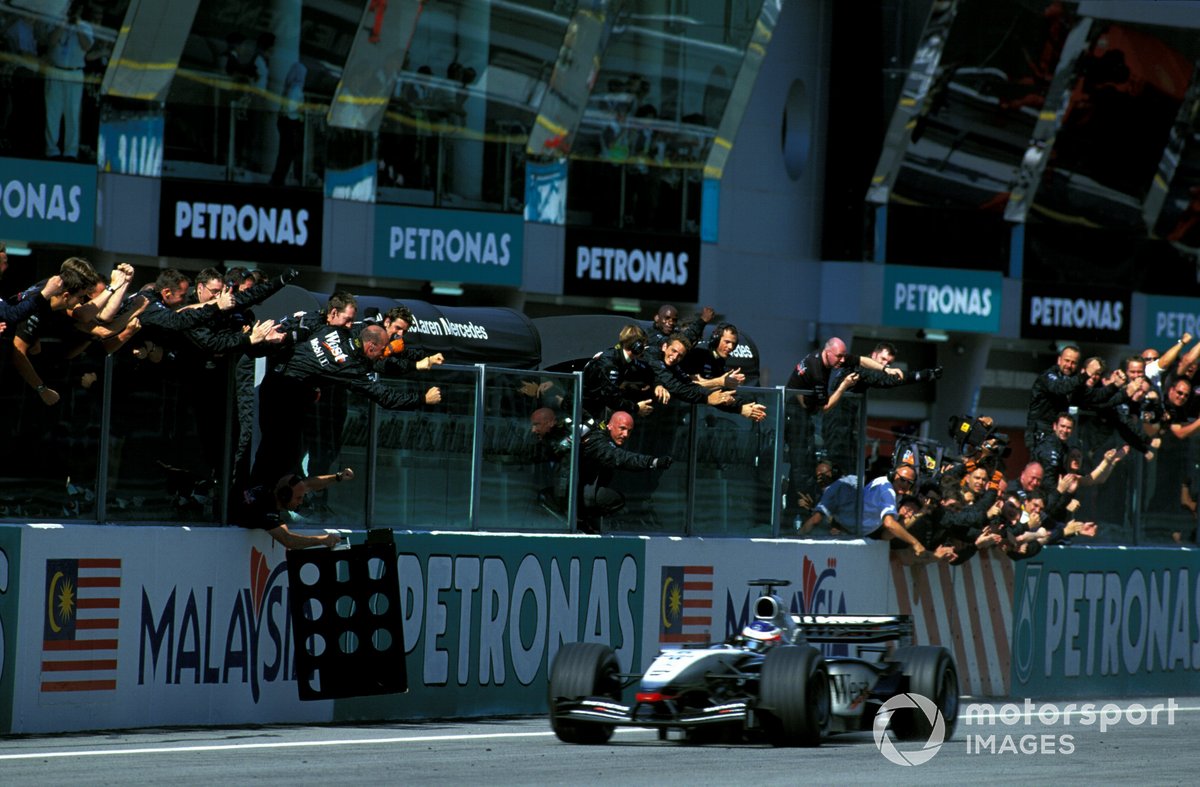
[741,620,783,652]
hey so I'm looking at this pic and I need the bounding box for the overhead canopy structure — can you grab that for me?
[356,295,542,370]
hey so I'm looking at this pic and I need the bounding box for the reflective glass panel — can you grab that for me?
[0,0,132,162]
[568,0,767,232]
[378,0,571,209]
[690,387,779,537]
[477,367,578,532]
[370,365,477,529]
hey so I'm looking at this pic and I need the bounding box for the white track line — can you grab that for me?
[0,728,655,761]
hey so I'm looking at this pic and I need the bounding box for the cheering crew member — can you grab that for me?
[575,411,670,533]
[680,322,747,389]
[581,324,665,422]
[233,468,352,549]
[651,335,767,421]
[251,323,441,484]
[646,303,713,358]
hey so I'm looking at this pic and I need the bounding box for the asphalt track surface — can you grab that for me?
[0,696,1196,785]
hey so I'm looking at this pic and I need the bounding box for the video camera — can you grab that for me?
[948,415,1011,459]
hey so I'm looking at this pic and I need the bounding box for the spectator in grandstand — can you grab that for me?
[574,410,670,534]
[232,468,351,549]
[581,324,663,422]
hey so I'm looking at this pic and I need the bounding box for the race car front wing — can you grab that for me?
[554,697,750,729]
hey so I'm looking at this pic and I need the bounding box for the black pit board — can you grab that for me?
[286,534,407,700]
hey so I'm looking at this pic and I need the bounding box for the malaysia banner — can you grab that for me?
[658,565,713,645]
[42,558,122,693]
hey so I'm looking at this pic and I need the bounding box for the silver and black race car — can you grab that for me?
[548,579,958,747]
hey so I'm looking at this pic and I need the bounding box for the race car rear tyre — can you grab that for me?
[548,642,620,744]
[887,646,959,741]
[758,646,830,747]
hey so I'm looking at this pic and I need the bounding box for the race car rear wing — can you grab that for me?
[790,614,913,644]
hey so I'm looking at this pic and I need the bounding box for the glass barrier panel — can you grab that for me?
[0,339,107,522]
[477,368,578,532]
[291,373,369,530]
[603,398,691,536]
[783,389,828,534]
[1135,422,1194,546]
[104,349,227,524]
[369,366,478,530]
[1072,409,1139,545]
[690,386,781,537]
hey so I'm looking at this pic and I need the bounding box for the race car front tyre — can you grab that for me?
[758,645,830,747]
[887,646,959,741]
[548,642,620,744]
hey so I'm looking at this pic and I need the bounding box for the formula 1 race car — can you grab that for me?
[547,579,958,747]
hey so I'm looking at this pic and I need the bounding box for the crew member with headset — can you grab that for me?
[581,324,667,423]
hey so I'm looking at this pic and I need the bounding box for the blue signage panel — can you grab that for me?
[1144,294,1200,346]
[373,205,523,287]
[881,264,1002,333]
[158,179,323,265]
[0,156,96,245]
[1012,548,1200,697]
[98,113,164,176]
[524,159,566,226]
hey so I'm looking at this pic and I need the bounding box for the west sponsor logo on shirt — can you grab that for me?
[312,329,349,366]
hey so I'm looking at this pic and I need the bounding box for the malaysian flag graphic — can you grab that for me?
[658,565,713,645]
[42,558,122,693]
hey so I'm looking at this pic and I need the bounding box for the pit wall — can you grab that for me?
[1,524,1196,734]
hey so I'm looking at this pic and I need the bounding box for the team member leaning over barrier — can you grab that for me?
[574,411,671,534]
[232,468,351,549]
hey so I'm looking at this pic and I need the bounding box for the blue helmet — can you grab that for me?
[742,620,782,652]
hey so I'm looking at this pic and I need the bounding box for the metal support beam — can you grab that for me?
[1004,18,1095,223]
[866,0,959,205]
